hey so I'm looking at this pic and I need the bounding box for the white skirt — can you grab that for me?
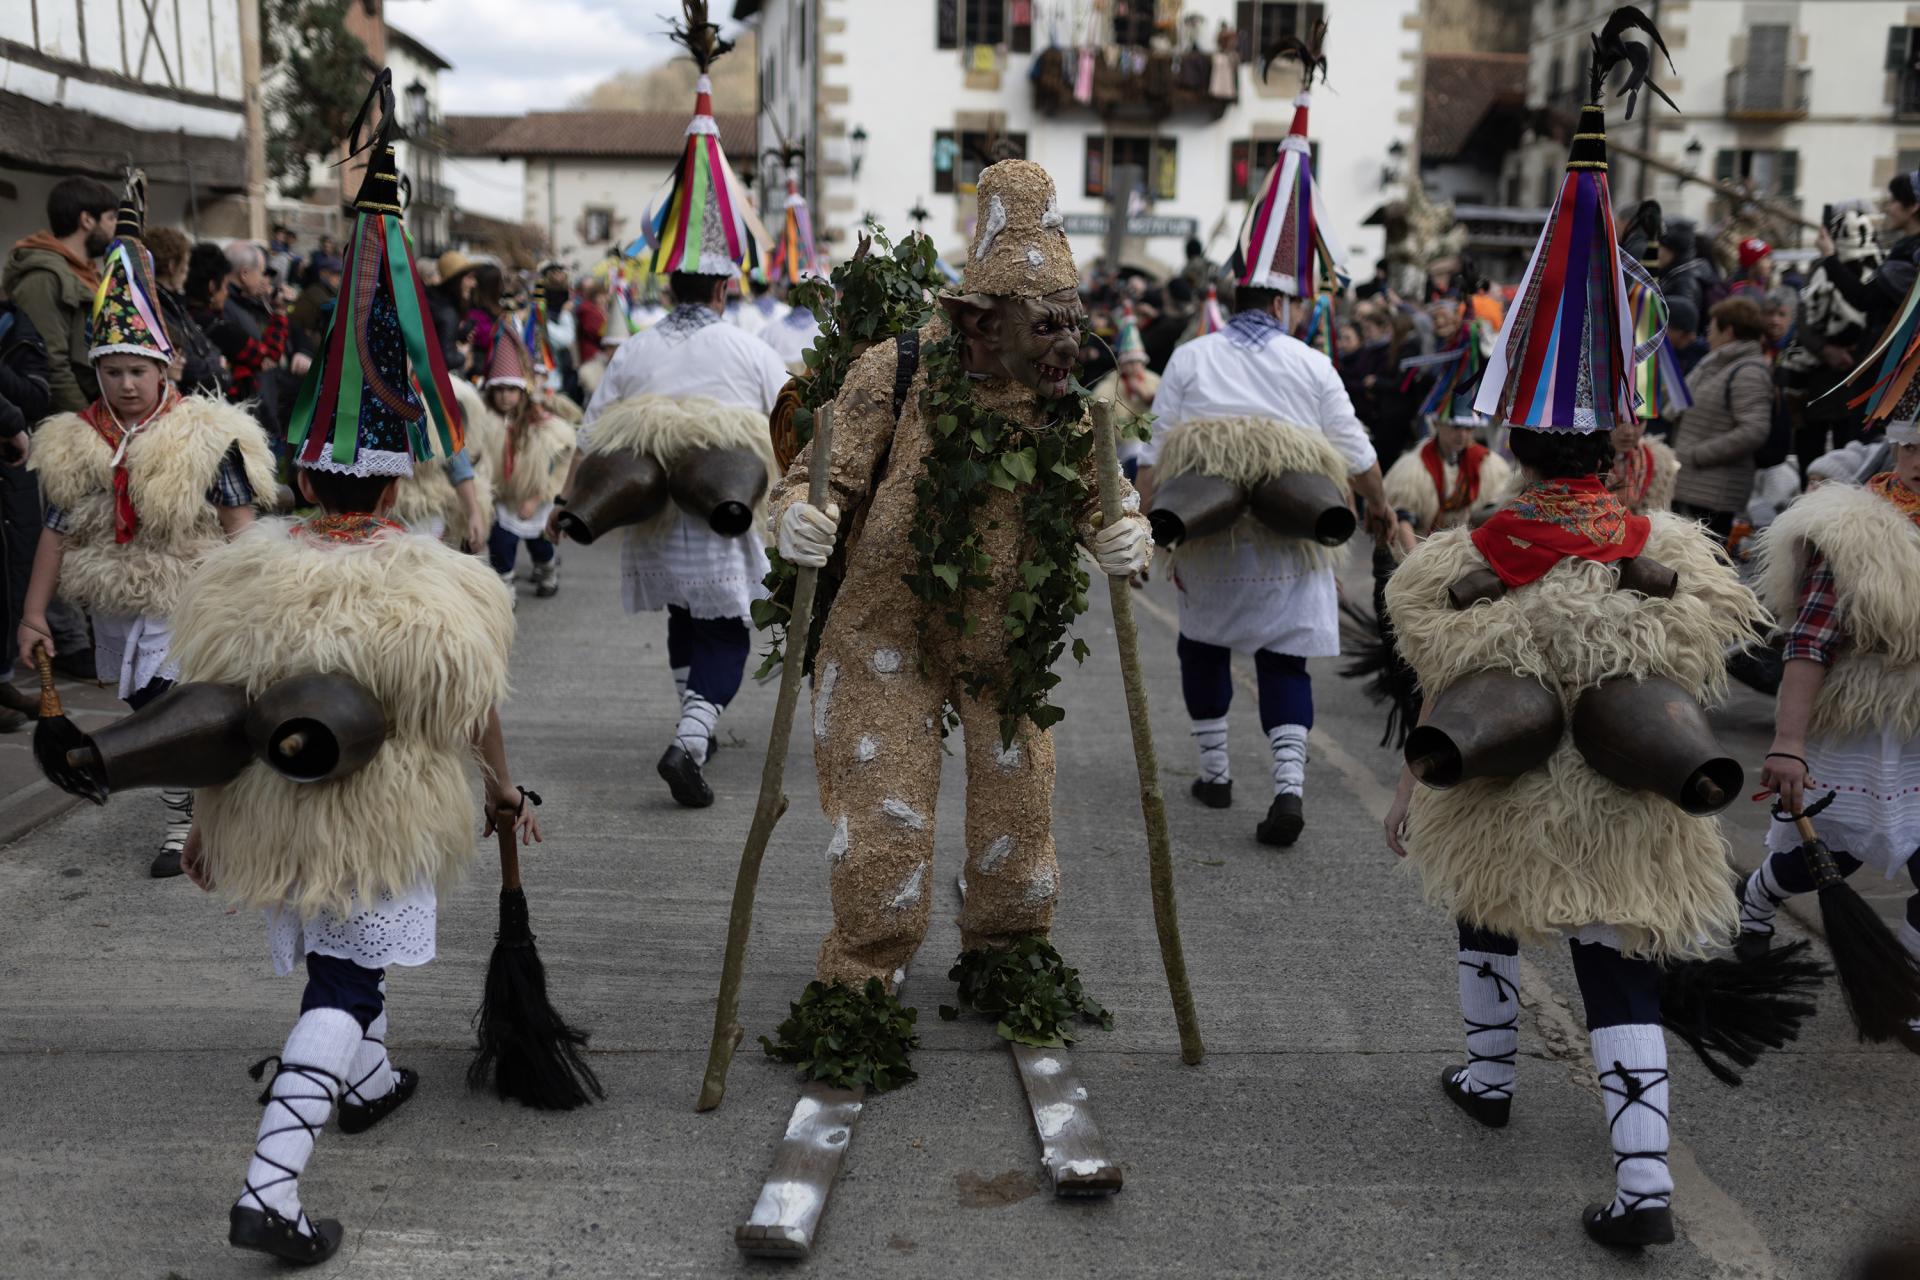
[494,501,553,541]
[264,881,438,976]
[620,509,769,620]
[1764,726,1920,880]
[91,611,179,700]
[1170,526,1339,657]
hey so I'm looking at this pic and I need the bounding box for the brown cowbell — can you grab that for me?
[770,321,1149,989]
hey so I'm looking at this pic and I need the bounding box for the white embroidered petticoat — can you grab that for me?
[265,881,438,976]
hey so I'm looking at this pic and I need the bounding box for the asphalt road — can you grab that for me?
[0,538,1914,1279]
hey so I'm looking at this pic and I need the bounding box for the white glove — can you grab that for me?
[1089,517,1151,577]
[778,500,840,568]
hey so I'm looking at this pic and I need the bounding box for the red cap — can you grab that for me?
[1738,237,1772,269]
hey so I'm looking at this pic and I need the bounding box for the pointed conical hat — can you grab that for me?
[963,160,1077,298]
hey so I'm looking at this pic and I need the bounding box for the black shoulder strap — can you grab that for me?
[892,329,920,422]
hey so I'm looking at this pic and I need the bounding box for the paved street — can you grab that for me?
[1,538,1915,1279]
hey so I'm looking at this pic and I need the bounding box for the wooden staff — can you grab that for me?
[1090,400,1205,1065]
[697,403,836,1111]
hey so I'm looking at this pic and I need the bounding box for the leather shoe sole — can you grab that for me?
[1582,1203,1674,1248]
[338,1066,419,1134]
[1439,1064,1510,1129]
[150,846,184,879]
[229,1205,344,1265]
[0,684,36,718]
[1732,931,1772,964]
[658,744,714,808]
[1190,777,1232,809]
[1256,794,1305,847]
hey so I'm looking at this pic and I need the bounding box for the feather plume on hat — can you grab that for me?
[88,171,174,366]
[1231,22,1348,299]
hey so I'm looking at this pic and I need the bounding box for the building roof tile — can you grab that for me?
[480,111,755,159]
[1422,53,1528,160]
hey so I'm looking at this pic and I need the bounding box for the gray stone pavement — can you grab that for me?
[0,540,1915,1279]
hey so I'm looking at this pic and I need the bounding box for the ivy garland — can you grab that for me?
[904,332,1096,747]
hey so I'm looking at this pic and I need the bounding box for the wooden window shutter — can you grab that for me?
[1236,2,1255,63]
[1011,0,1033,52]
[938,0,959,49]
[1778,150,1799,197]
[1714,149,1737,185]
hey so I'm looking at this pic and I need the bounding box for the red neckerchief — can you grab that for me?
[1611,444,1653,509]
[292,514,407,545]
[1470,475,1650,589]
[1867,471,1920,529]
[81,386,181,544]
[1421,439,1488,516]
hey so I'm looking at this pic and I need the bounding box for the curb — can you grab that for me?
[0,777,85,850]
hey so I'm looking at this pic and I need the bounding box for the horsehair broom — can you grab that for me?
[696,402,836,1111]
[31,644,103,803]
[1090,399,1205,1065]
[469,792,605,1109]
[1783,795,1920,1047]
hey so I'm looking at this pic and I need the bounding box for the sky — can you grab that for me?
[385,0,750,115]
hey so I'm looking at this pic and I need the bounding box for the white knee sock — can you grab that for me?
[1456,949,1520,1100]
[1590,1024,1672,1217]
[675,693,719,765]
[1190,716,1229,784]
[1267,724,1308,797]
[1737,855,1792,937]
[160,788,192,854]
[238,1008,361,1233]
[342,980,395,1107]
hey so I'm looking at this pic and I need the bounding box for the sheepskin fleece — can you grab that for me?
[1156,415,1352,571]
[170,520,514,918]
[386,382,498,540]
[493,411,576,509]
[32,396,277,617]
[1754,480,1920,737]
[547,391,584,424]
[588,393,778,535]
[1384,513,1766,958]
[1382,447,1516,533]
[1644,439,1680,513]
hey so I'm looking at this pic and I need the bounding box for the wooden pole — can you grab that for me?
[238,0,269,243]
[1089,400,1205,1065]
[696,404,836,1111]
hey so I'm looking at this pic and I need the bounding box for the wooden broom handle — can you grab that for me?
[495,803,521,892]
[1795,814,1819,844]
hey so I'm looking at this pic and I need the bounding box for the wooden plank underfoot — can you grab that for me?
[734,1081,866,1258]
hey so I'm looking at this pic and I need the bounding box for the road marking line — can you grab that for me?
[1129,581,1776,1277]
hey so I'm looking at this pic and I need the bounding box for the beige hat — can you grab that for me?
[962,159,1077,298]
[436,248,475,281]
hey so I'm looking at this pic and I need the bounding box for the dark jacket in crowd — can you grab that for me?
[0,303,50,438]
[1341,337,1423,471]
[1657,220,1723,331]
[204,292,295,443]
[1820,230,1920,361]
[1,239,97,413]
[1671,339,1773,514]
[0,302,50,642]
[159,286,225,399]
[425,280,469,375]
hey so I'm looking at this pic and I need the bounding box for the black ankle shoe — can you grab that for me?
[338,1067,418,1134]
[150,845,183,878]
[1439,1064,1510,1129]
[1255,793,1304,847]
[1582,1202,1674,1248]
[1732,931,1772,964]
[229,1204,344,1265]
[658,744,714,808]
[1190,777,1231,809]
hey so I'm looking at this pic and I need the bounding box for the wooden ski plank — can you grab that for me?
[1010,1042,1124,1197]
[735,1081,865,1258]
[956,871,1122,1198]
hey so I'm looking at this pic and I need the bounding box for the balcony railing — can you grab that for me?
[411,177,457,210]
[1899,69,1920,117]
[1725,66,1809,119]
[1030,47,1237,121]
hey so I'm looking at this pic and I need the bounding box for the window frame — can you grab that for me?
[1086,133,1177,201]
[1235,1,1326,64]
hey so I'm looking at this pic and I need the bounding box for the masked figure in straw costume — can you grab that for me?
[768,157,1150,1054]
[1136,45,1392,849]
[167,83,535,1263]
[560,2,790,809]
[1382,11,1772,1247]
[483,324,574,601]
[1739,295,1920,1047]
[16,172,276,878]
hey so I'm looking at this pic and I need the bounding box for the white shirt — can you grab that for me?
[1145,327,1376,475]
[761,308,822,370]
[583,307,790,619]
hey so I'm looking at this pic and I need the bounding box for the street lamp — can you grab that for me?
[1684,137,1703,171]
[405,79,429,134]
[849,125,869,180]
[1380,137,1406,190]
[908,199,930,229]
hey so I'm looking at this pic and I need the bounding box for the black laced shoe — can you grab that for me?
[1582,1202,1674,1248]
[1190,777,1232,809]
[1439,1064,1510,1129]
[1256,793,1305,847]
[338,1067,418,1135]
[149,845,183,878]
[1732,930,1773,964]
[658,744,714,808]
[229,1204,344,1265]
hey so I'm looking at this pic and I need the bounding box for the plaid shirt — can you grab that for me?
[44,443,257,534]
[1782,553,1845,666]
